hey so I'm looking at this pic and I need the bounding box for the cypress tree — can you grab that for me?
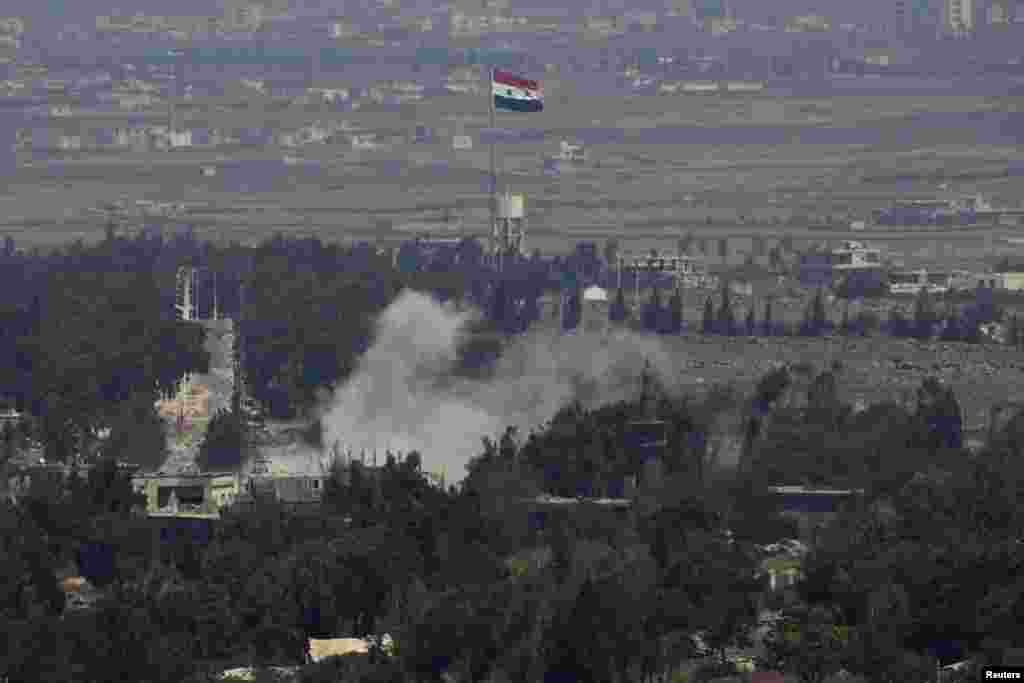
[644,284,663,333]
[939,306,959,342]
[564,284,582,331]
[913,287,936,340]
[521,291,541,332]
[609,286,628,324]
[717,283,735,336]
[807,288,827,335]
[702,296,715,335]
[668,287,684,334]
[888,307,908,338]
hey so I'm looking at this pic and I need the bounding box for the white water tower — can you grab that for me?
[493,191,525,269]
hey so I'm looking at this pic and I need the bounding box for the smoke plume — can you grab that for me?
[314,289,682,483]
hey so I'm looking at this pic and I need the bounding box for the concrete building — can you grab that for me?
[757,539,809,592]
[996,272,1024,291]
[581,285,610,334]
[131,471,241,515]
[896,0,938,31]
[57,134,82,151]
[768,486,864,544]
[166,129,192,149]
[0,17,25,36]
[329,20,354,38]
[944,0,975,33]
[234,472,326,510]
[786,14,831,31]
[110,92,158,110]
[225,2,263,32]
[4,460,140,505]
[987,0,1012,23]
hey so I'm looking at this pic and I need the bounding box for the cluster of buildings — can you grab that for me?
[93,4,268,40]
[0,16,24,51]
[800,239,1024,296]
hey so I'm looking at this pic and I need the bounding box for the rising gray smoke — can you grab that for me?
[317,289,682,483]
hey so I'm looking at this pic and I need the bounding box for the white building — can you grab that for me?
[226,3,263,31]
[682,81,720,93]
[168,129,192,148]
[0,17,24,35]
[830,241,882,271]
[786,14,831,31]
[328,21,353,38]
[581,285,610,333]
[888,269,951,296]
[944,0,974,33]
[308,87,349,103]
[351,134,380,150]
[559,140,586,162]
[988,0,1011,24]
[58,135,82,151]
[240,78,266,93]
[113,93,157,110]
[114,126,149,149]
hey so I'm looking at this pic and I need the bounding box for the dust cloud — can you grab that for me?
[315,289,681,483]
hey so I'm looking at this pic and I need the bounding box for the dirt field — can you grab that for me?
[537,289,1024,432]
[4,91,1024,256]
[657,334,1024,431]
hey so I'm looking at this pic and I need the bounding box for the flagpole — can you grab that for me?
[488,65,498,271]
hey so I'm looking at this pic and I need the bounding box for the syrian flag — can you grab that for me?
[492,69,543,113]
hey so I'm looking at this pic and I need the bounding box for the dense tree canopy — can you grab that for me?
[4,231,1024,683]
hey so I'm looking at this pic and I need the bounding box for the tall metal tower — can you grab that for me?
[175,266,198,323]
[626,360,667,494]
[172,266,199,430]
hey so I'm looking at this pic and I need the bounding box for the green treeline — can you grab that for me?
[3,359,1023,682]
[2,231,1023,683]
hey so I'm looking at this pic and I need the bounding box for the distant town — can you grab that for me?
[3,1,1024,682]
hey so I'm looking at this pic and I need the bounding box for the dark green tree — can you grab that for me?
[562,286,582,332]
[668,288,684,334]
[763,299,774,336]
[643,285,663,333]
[102,395,167,471]
[762,605,852,683]
[888,307,909,338]
[913,288,937,340]
[520,291,541,332]
[609,287,628,324]
[802,289,828,336]
[716,285,735,336]
[197,408,247,472]
[939,307,963,342]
